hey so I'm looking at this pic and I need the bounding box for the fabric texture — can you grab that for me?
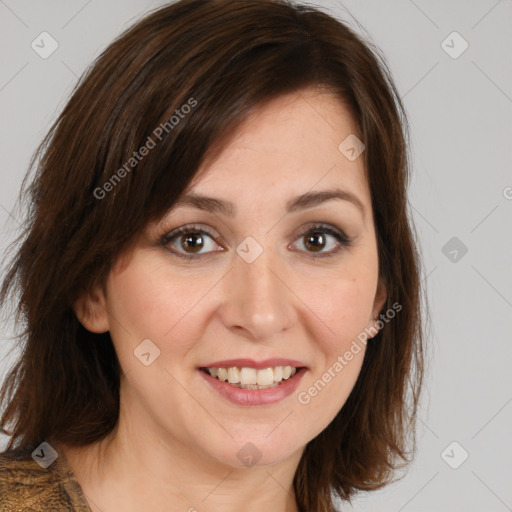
[0,441,91,512]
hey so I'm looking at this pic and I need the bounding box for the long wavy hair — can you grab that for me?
[0,1,427,510]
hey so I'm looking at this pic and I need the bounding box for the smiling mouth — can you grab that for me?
[199,365,304,389]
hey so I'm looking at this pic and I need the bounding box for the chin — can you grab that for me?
[209,431,303,469]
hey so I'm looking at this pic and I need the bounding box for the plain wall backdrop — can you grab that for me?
[1,1,511,510]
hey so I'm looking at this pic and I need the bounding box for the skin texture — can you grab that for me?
[61,87,387,512]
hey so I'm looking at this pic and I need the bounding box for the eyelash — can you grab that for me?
[158,222,354,261]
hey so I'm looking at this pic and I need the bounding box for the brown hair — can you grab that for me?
[0,0,426,510]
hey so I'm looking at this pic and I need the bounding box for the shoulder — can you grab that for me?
[0,444,89,511]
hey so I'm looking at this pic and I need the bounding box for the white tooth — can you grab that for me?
[282,365,292,379]
[257,368,274,386]
[273,366,283,382]
[227,367,240,384]
[290,367,297,376]
[240,367,257,385]
[217,367,228,382]
[209,368,219,378]
[240,383,258,389]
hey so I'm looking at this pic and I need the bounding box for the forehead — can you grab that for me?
[190,87,368,197]
[187,89,369,217]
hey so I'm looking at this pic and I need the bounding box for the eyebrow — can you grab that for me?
[173,188,366,220]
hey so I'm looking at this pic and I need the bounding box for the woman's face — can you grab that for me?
[78,87,386,469]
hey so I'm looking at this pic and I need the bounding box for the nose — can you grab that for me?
[218,245,297,342]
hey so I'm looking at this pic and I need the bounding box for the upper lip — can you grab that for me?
[199,358,307,370]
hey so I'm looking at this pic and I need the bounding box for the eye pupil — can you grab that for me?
[182,233,204,253]
[304,232,325,252]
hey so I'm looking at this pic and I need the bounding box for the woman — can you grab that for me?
[0,0,426,511]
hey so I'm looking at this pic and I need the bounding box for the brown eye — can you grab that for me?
[291,223,353,259]
[303,231,327,252]
[159,224,222,260]
[160,222,353,262]
[180,232,205,253]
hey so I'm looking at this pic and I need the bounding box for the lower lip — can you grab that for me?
[198,368,307,406]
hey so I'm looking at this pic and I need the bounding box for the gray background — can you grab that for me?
[1,1,511,510]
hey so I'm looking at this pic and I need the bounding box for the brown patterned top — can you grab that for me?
[0,441,91,512]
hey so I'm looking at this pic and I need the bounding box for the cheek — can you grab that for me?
[294,240,379,340]
[105,256,206,354]
[306,274,377,345]
[294,277,374,420]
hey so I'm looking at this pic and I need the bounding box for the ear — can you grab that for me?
[368,276,387,339]
[73,284,110,333]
